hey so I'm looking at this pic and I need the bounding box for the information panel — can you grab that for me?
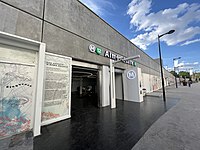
[42,53,72,125]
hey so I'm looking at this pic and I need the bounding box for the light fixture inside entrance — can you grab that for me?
[73,71,95,78]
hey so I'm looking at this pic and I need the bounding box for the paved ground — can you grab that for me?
[34,94,178,150]
[132,82,200,150]
[0,131,33,150]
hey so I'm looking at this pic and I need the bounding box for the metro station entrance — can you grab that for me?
[71,66,99,114]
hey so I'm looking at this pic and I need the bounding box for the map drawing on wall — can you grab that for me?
[42,53,72,125]
[0,63,35,137]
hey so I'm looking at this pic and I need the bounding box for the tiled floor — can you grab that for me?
[34,95,179,150]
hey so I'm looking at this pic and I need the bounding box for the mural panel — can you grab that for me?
[0,63,35,137]
[0,44,36,138]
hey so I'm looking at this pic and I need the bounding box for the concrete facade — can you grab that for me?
[0,2,42,41]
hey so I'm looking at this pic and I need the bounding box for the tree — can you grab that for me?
[179,71,190,78]
[195,73,200,78]
[170,71,179,77]
[194,73,200,79]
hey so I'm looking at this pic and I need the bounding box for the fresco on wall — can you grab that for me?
[42,53,71,124]
[0,63,35,137]
[152,76,158,91]
[142,73,162,93]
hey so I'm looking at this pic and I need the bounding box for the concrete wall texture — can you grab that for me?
[0,0,174,79]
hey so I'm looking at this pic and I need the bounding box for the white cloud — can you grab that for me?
[178,61,199,68]
[79,0,115,16]
[181,39,200,46]
[127,0,200,50]
[80,0,102,15]
[177,62,184,67]
[164,66,173,71]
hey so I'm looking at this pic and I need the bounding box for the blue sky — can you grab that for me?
[79,0,200,72]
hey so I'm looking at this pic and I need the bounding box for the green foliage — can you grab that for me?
[196,73,200,77]
[179,71,190,78]
[170,71,179,77]
[194,73,200,78]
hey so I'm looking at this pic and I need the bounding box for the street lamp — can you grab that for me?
[158,30,175,102]
[110,55,140,109]
[173,57,181,88]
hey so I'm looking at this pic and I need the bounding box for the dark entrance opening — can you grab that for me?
[71,66,99,114]
[115,72,124,101]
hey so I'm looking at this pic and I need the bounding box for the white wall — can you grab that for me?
[123,67,143,102]
[100,66,110,107]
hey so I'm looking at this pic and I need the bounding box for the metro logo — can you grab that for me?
[127,70,136,80]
